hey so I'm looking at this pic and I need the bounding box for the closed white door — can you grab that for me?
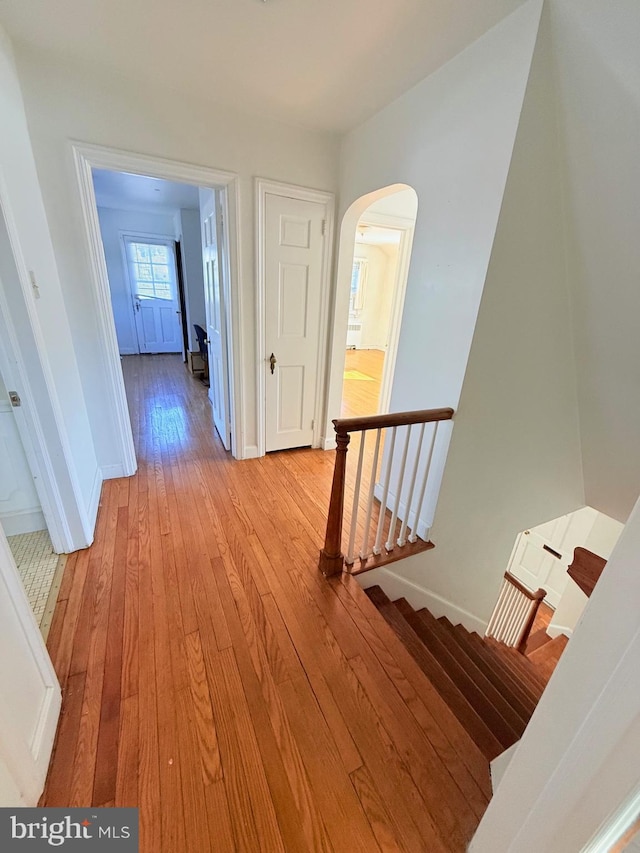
[508,514,572,607]
[125,238,182,354]
[200,189,231,450]
[0,526,61,805]
[264,193,327,452]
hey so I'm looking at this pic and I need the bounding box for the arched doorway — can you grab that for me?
[323,184,418,444]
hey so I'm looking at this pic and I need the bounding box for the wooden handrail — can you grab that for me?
[333,406,454,435]
[319,406,454,577]
[504,571,546,601]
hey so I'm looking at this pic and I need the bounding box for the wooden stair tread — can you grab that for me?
[524,628,553,655]
[438,618,538,721]
[365,589,504,760]
[527,635,568,682]
[471,634,542,713]
[394,600,523,746]
[489,640,547,695]
[413,608,529,732]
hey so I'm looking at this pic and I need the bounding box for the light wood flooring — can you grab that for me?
[42,353,491,852]
[341,349,385,418]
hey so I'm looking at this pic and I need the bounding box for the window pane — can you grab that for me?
[133,243,150,262]
[153,284,172,300]
[153,264,170,282]
[150,245,168,263]
[136,263,152,281]
[137,283,154,298]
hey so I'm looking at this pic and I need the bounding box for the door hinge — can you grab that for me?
[321,220,326,236]
[311,419,315,430]
[8,391,21,407]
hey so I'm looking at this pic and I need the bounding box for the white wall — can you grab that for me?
[549,0,640,523]
[97,206,177,354]
[0,25,99,548]
[175,208,206,353]
[14,45,339,465]
[353,242,397,350]
[470,495,640,851]
[350,1,585,628]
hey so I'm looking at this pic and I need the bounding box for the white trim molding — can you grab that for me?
[255,178,335,457]
[71,142,246,460]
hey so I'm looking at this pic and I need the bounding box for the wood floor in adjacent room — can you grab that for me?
[41,354,490,852]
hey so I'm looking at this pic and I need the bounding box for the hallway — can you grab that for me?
[42,354,490,852]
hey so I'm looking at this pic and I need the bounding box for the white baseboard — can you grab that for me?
[373,482,430,542]
[0,508,47,536]
[242,444,259,460]
[101,463,130,480]
[357,565,487,634]
[87,466,104,536]
[547,622,573,640]
[322,436,335,451]
[491,741,519,793]
[118,347,138,356]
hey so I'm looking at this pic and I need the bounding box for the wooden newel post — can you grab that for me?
[318,428,350,577]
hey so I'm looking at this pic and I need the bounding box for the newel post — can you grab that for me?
[319,428,350,577]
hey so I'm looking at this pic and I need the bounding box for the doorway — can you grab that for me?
[73,144,242,463]
[324,185,417,445]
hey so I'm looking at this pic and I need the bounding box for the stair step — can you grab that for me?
[458,628,540,715]
[394,600,522,747]
[413,608,529,733]
[527,635,568,682]
[365,590,504,759]
[438,618,537,721]
[489,640,547,696]
[524,628,553,655]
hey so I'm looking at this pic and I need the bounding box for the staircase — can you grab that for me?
[365,586,568,761]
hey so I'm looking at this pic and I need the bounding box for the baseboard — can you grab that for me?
[0,508,47,536]
[87,466,104,534]
[357,565,487,634]
[491,741,519,793]
[547,623,573,640]
[322,436,334,451]
[101,463,129,480]
[242,444,259,460]
[118,347,138,356]
[373,482,430,542]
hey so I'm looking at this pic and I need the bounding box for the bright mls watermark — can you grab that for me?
[0,808,138,850]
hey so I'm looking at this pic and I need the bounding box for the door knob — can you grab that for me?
[269,353,277,374]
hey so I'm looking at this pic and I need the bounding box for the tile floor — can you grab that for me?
[7,529,62,635]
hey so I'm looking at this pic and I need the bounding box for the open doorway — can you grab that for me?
[90,166,233,452]
[324,185,417,442]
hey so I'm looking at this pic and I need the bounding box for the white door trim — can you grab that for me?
[72,142,245,460]
[0,526,61,804]
[0,177,86,553]
[255,178,335,457]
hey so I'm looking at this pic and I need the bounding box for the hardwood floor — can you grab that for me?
[341,349,385,418]
[42,354,490,852]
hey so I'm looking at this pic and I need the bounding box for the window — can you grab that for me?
[350,258,368,316]
[125,239,174,300]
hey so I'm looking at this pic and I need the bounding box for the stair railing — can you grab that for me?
[319,407,454,577]
[485,572,546,653]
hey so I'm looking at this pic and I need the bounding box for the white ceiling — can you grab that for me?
[92,169,200,213]
[0,0,527,133]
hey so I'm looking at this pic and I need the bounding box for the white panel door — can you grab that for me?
[508,514,572,607]
[126,238,182,354]
[0,526,60,805]
[200,189,231,450]
[264,193,326,452]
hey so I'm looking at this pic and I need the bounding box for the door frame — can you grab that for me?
[353,211,415,416]
[72,142,244,460]
[255,178,335,457]
[0,179,83,553]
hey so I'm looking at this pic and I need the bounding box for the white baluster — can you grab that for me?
[385,425,412,552]
[345,431,366,566]
[359,429,382,560]
[397,422,425,547]
[373,426,397,556]
[486,579,508,637]
[408,422,439,544]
